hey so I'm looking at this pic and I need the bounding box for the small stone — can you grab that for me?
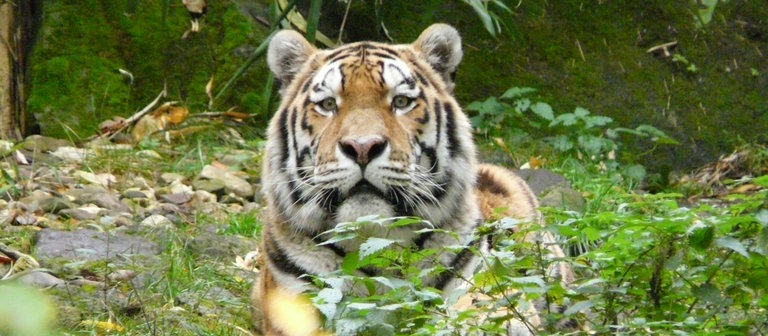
[77,190,130,213]
[60,205,104,220]
[192,178,226,194]
[539,186,587,212]
[15,270,66,288]
[192,190,218,204]
[22,135,72,153]
[137,149,162,159]
[199,164,254,198]
[169,180,193,195]
[159,193,192,205]
[140,214,174,229]
[160,172,186,184]
[514,168,571,196]
[108,269,136,282]
[37,197,74,213]
[122,189,149,199]
[50,146,92,162]
[13,213,38,226]
[73,170,117,188]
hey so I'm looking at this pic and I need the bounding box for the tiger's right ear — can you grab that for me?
[267,30,316,86]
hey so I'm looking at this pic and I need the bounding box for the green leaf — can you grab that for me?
[563,300,594,316]
[530,102,554,121]
[359,237,399,259]
[621,164,647,181]
[347,302,377,310]
[573,107,590,118]
[688,224,715,250]
[465,0,498,37]
[317,288,343,304]
[500,87,536,99]
[715,236,749,257]
[507,276,546,287]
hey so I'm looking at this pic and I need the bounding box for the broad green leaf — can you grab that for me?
[359,237,399,259]
[621,164,647,181]
[500,87,536,99]
[507,276,546,287]
[530,102,555,121]
[466,0,498,37]
[715,236,749,257]
[573,107,590,118]
[754,175,768,188]
[316,288,343,304]
[688,225,715,250]
[347,302,377,310]
[564,300,594,316]
[692,283,721,303]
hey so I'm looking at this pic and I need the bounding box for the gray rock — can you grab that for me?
[160,172,186,184]
[192,178,226,195]
[122,189,149,199]
[140,214,174,229]
[22,135,72,153]
[199,164,254,199]
[59,207,102,221]
[514,168,571,196]
[37,197,75,213]
[77,189,130,213]
[34,229,160,262]
[539,186,587,212]
[158,193,192,205]
[188,227,257,259]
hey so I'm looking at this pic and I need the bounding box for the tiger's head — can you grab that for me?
[263,24,479,234]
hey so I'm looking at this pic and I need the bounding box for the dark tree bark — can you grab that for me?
[0,0,42,140]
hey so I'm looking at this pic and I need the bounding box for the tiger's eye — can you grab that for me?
[392,95,412,109]
[320,97,337,112]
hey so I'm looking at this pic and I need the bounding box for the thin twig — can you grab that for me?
[105,87,167,141]
[337,0,352,44]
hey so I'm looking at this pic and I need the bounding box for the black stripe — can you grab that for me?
[415,72,429,87]
[369,51,397,60]
[443,102,460,158]
[278,109,290,166]
[433,99,443,153]
[300,110,314,135]
[326,48,351,63]
[301,78,312,93]
[434,240,479,290]
[414,231,434,249]
[265,229,310,279]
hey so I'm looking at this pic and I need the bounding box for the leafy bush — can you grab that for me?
[302,173,768,335]
[467,87,677,179]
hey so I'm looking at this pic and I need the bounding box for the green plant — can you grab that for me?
[304,215,573,335]
[548,174,768,334]
[468,87,677,178]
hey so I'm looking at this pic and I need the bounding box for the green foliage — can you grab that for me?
[306,216,571,335]
[301,171,768,335]
[468,87,677,178]
[548,175,768,334]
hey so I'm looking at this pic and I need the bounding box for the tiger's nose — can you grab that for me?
[339,136,388,166]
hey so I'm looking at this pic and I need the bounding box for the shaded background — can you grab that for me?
[23,0,768,183]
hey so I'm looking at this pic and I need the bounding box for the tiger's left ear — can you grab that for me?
[413,24,463,92]
[268,30,317,90]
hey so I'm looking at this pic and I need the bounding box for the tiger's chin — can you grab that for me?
[333,192,396,224]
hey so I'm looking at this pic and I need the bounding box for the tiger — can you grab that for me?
[251,23,574,335]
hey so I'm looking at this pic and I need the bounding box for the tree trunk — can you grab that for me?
[0,1,41,140]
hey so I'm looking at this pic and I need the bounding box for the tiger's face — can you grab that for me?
[264,24,478,234]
